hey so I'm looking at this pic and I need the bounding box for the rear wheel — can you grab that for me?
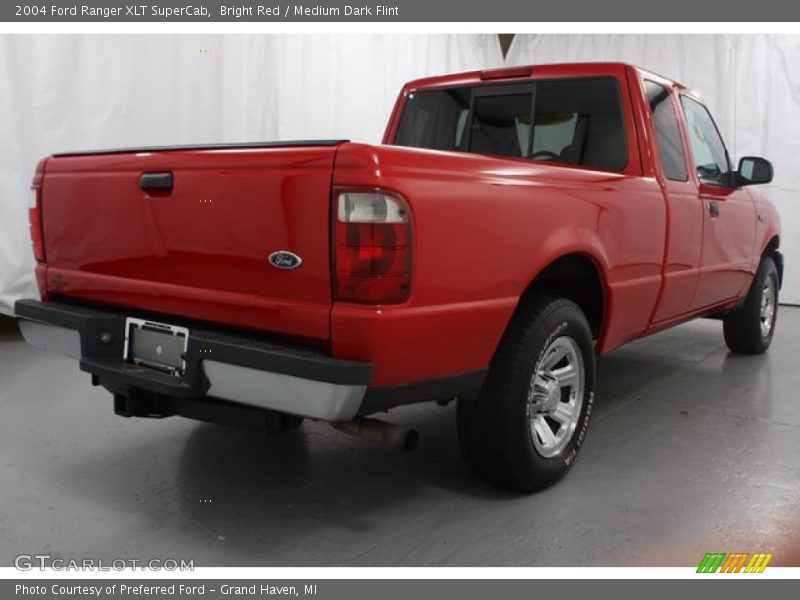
[457,295,595,492]
[723,256,779,354]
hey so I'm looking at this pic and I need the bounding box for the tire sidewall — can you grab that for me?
[759,261,779,348]
[507,301,596,485]
[748,258,779,351]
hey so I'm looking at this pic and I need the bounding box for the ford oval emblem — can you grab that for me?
[268,250,303,270]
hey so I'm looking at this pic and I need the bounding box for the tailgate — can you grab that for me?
[39,142,343,341]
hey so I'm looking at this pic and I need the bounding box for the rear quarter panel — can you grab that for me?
[332,143,666,386]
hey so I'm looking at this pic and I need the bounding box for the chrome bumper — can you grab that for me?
[203,360,366,421]
[16,300,372,422]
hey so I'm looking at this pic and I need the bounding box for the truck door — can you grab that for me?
[644,80,703,323]
[679,95,756,310]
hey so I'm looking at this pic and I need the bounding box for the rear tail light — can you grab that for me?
[334,189,412,303]
[28,187,45,262]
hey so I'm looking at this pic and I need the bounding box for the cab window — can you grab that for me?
[393,87,471,152]
[680,95,732,186]
[645,81,687,181]
[468,90,533,158]
[393,77,627,172]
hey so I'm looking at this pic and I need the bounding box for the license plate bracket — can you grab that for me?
[123,318,189,376]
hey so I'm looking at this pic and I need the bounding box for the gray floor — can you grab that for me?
[1,310,799,568]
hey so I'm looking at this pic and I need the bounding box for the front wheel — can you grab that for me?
[457,295,596,492]
[723,256,779,354]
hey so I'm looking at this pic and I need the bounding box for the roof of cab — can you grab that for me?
[403,62,685,92]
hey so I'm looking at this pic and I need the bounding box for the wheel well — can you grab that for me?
[518,254,605,339]
[763,235,782,287]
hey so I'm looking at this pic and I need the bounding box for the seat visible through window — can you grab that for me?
[394,77,628,172]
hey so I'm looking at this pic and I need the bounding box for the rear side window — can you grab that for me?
[645,81,688,181]
[393,77,627,172]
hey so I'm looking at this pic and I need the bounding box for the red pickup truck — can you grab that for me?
[17,63,781,491]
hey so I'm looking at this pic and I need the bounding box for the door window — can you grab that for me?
[680,96,732,186]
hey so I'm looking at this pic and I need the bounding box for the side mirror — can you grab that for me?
[737,156,773,186]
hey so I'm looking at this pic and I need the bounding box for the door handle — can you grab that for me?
[708,200,720,218]
[139,172,173,192]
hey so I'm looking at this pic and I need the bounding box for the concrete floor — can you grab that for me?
[1,310,799,567]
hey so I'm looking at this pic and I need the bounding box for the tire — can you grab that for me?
[723,256,779,354]
[457,295,596,492]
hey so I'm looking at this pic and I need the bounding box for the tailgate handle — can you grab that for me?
[140,172,173,192]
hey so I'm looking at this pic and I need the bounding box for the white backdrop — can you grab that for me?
[0,34,503,315]
[509,34,800,304]
[2,34,798,314]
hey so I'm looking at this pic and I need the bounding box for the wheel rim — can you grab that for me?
[526,336,585,458]
[760,276,777,338]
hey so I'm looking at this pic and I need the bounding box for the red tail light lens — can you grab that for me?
[334,190,412,303]
[29,188,45,262]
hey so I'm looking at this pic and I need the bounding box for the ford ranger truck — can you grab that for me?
[16,63,781,491]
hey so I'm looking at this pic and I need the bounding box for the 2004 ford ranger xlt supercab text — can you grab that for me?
[16,63,782,491]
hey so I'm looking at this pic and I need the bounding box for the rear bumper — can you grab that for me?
[15,299,372,422]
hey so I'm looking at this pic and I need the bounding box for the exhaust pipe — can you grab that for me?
[332,417,419,452]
